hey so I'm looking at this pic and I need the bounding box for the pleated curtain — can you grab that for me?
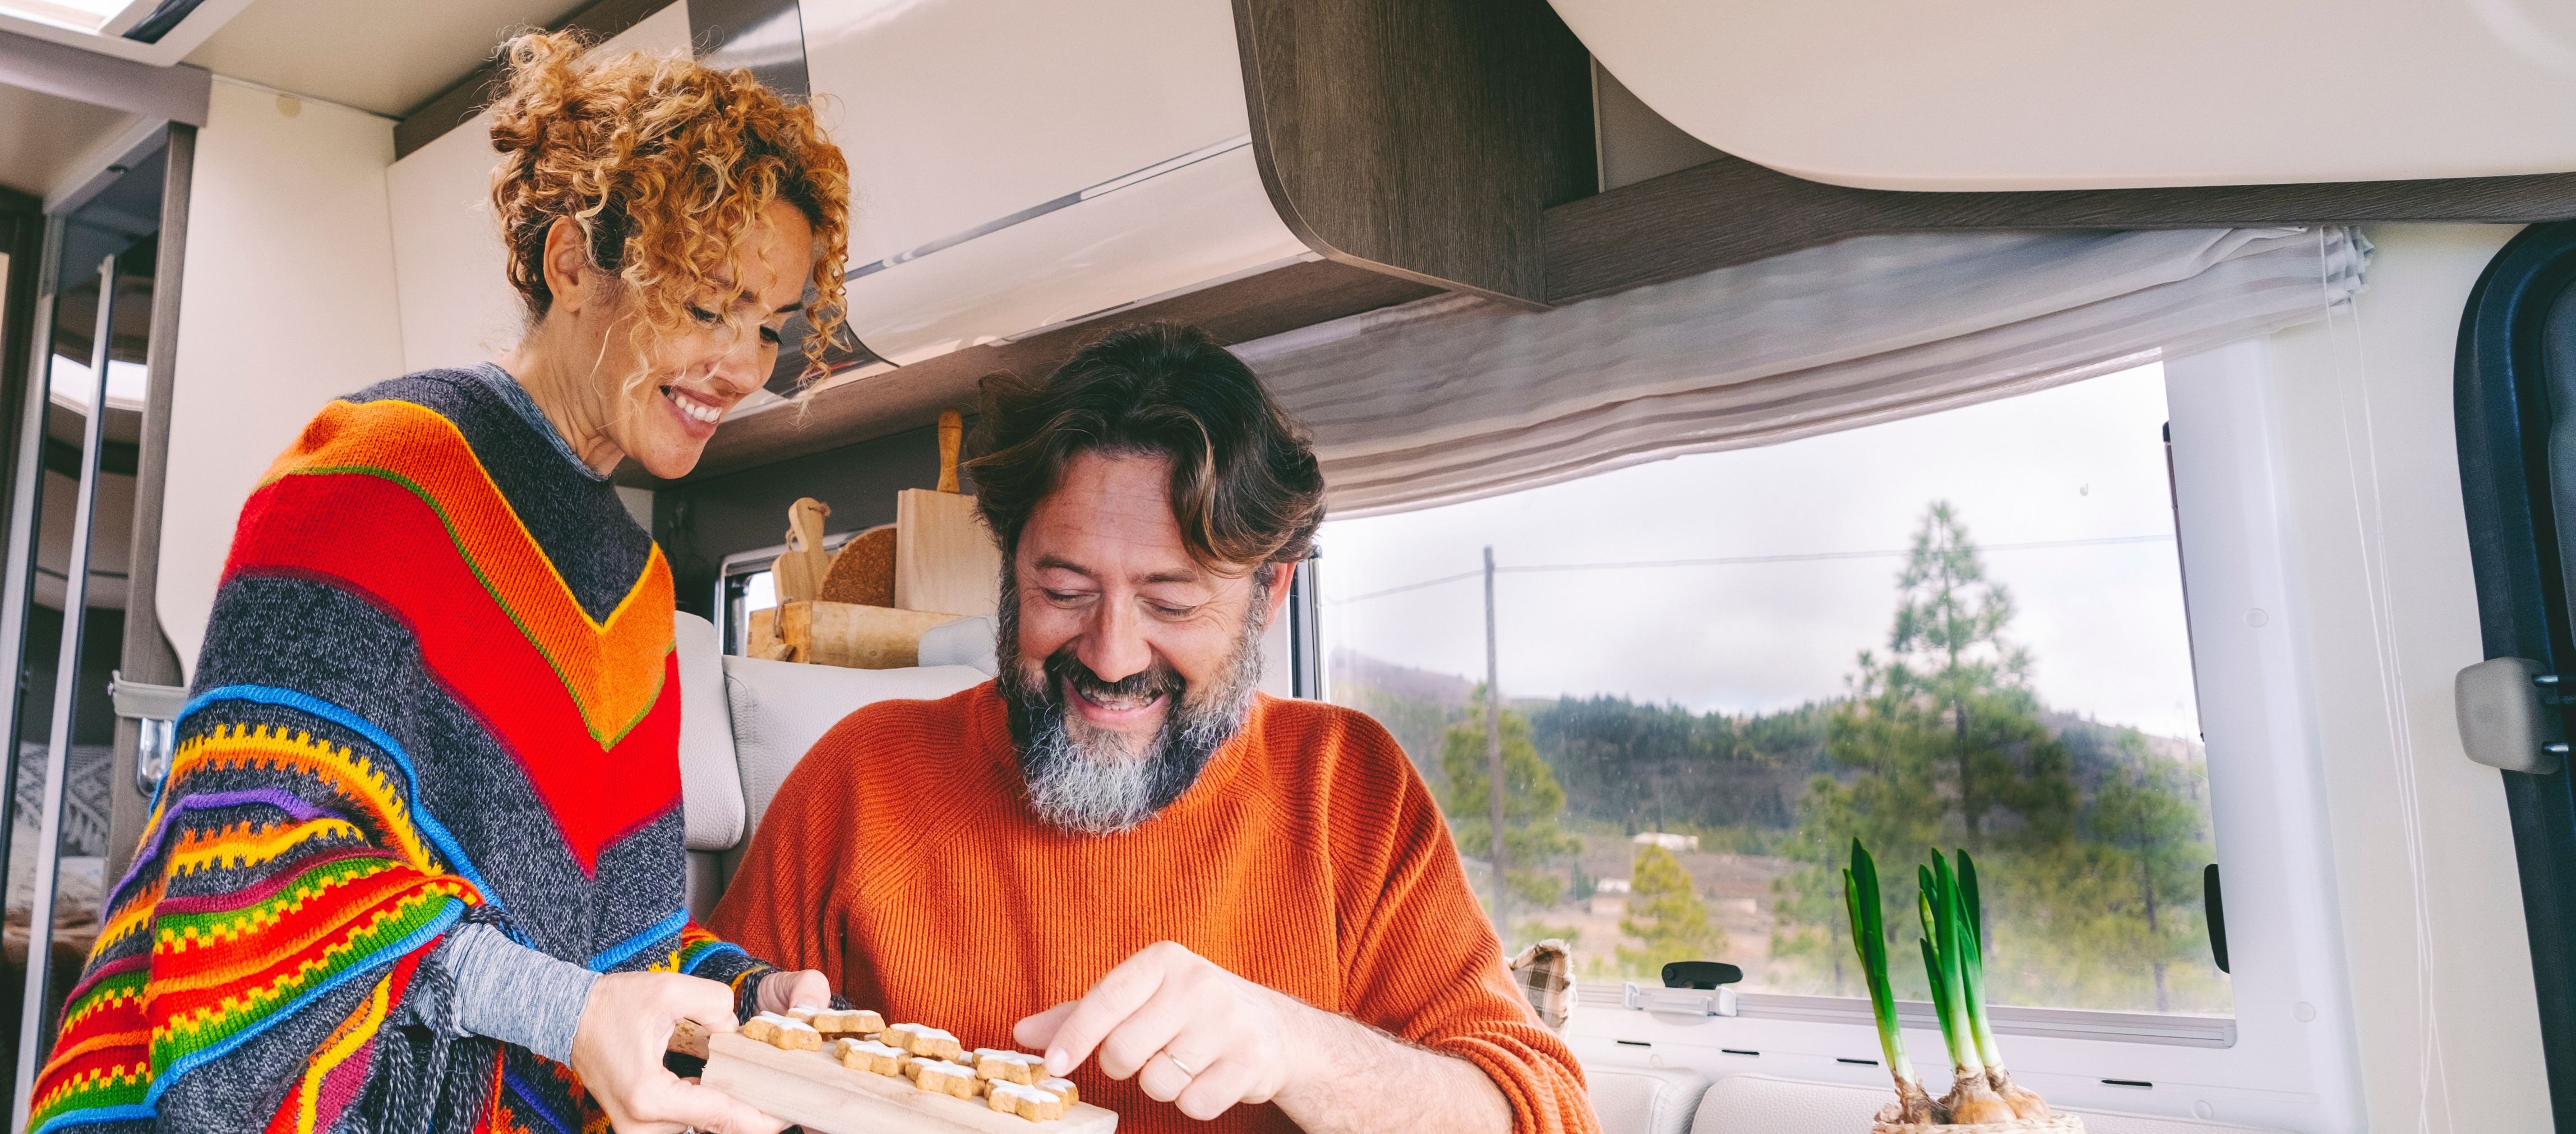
[1234,226,2370,517]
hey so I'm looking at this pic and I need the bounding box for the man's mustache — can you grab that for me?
[1042,647,1185,707]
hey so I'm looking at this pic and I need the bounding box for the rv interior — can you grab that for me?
[4,1,2576,1132]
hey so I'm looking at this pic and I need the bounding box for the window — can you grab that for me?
[718,532,854,655]
[1320,362,2225,1017]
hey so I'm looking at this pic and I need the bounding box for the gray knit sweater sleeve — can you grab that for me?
[441,923,599,1063]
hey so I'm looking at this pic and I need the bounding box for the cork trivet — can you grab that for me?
[819,524,897,607]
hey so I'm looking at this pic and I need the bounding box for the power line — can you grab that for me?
[1323,534,2176,606]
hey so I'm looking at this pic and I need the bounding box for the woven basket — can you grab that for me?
[1872,1114,2085,1133]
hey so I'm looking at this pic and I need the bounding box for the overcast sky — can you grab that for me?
[1317,363,2203,741]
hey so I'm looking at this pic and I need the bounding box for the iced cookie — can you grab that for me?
[973,1050,1045,1086]
[834,1037,905,1075]
[1036,1077,1079,1107]
[906,1056,981,1099]
[792,1006,886,1036]
[740,1012,821,1052]
[987,1081,1066,1122]
[885,1023,963,1061]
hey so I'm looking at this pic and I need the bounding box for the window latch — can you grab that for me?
[2455,657,2566,774]
[1622,982,1738,1017]
[109,671,188,797]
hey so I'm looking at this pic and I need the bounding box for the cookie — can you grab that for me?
[741,1012,822,1052]
[906,1056,981,1099]
[834,1037,905,1075]
[790,1005,887,1036]
[987,1081,1067,1122]
[1036,1077,1079,1107]
[885,1022,963,1061]
[824,1009,887,1036]
[972,1050,1045,1086]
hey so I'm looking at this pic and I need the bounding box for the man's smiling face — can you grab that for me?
[996,449,1296,833]
[1010,450,1289,748]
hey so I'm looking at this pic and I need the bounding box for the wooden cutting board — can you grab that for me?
[749,601,963,668]
[896,410,1001,617]
[702,1032,1118,1134]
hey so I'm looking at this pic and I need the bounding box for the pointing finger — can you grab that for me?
[1042,945,1185,1077]
[1013,1001,1076,1051]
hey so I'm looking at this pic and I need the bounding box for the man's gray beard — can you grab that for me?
[996,568,1269,835]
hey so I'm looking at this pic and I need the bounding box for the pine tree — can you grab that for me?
[1441,687,1581,910]
[2091,734,2213,1012]
[1617,843,1726,976]
[1771,502,2083,997]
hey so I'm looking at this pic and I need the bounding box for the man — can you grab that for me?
[712,324,1595,1134]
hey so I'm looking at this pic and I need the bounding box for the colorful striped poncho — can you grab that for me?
[29,368,775,1133]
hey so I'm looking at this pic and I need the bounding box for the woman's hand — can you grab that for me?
[569,971,781,1134]
[1012,941,1310,1121]
[755,969,833,1016]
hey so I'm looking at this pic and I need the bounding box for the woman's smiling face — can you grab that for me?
[537,200,816,479]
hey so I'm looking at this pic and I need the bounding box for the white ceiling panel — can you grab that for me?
[0,81,133,196]
[184,0,591,117]
[1552,0,2576,191]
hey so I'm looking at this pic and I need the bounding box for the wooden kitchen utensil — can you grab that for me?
[895,409,1001,617]
[773,497,833,604]
[702,1031,1118,1134]
[758,601,963,668]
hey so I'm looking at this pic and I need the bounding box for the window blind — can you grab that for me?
[1235,226,2370,517]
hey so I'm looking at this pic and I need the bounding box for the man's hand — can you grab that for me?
[1012,941,1511,1133]
[755,969,833,1016]
[569,971,783,1134]
[1013,941,1307,1121]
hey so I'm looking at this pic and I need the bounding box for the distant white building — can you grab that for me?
[1596,877,1633,894]
[1632,831,1700,853]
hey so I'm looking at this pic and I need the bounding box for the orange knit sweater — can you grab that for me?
[710,683,1595,1134]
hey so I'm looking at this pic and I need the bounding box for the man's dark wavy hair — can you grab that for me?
[967,323,1324,574]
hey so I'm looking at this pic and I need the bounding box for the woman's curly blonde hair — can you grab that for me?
[487,31,850,385]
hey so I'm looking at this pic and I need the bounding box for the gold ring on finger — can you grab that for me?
[1164,1051,1199,1078]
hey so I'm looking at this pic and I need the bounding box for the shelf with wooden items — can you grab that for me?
[747,411,1001,669]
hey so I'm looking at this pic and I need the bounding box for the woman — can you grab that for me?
[28,33,846,1134]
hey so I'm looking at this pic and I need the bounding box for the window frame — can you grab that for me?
[1396,348,2366,1130]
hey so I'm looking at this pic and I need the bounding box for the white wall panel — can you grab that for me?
[159,80,405,678]
[385,2,692,375]
[2259,224,2552,1131]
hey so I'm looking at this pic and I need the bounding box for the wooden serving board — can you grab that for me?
[894,488,1000,618]
[894,410,1000,618]
[750,601,967,668]
[702,1032,1118,1134]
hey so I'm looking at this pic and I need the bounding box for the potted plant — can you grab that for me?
[1845,840,2082,1131]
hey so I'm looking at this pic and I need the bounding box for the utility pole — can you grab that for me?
[1484,546,1508,933]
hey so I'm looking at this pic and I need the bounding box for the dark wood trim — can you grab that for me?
[105,123,190,887]
[627,258,1437,487]
[1231,0,1592,309]
[1547,150,2576,306]
[0,188,43,578]
[687,0,808,98]
[393,0,673,160]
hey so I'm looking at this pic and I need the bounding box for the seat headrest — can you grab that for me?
[675,612,745,851]
[723,656,989,849]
